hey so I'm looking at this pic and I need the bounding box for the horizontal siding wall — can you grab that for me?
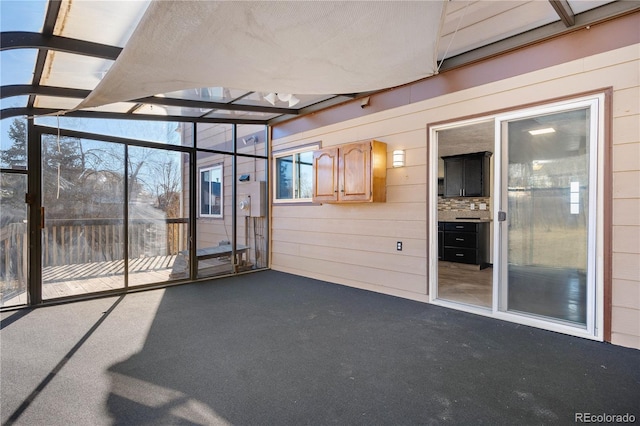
[609,48,640,349]
[271,43,640,349]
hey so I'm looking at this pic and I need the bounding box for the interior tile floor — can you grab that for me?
[437,261,493,308]
[437,261,588,326]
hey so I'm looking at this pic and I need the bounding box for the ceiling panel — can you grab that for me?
[1,0,635,122]
[40,51,114,91]
[54,0,150,48]
[569,0,617,14]
[439,1,559,60]
[74,1,445,110]
[34,95,135,113]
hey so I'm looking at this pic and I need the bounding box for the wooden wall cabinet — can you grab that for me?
[442,151,491,197]
[312,140,387,203]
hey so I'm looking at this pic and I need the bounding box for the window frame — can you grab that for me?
[199,163,224,218]
[272,143,318,204]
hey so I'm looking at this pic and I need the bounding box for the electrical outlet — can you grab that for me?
[470,203,475,210]
[397,241,403,251]
[479,203,487,210]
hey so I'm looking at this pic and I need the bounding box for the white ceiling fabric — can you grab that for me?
[75,0,446,110]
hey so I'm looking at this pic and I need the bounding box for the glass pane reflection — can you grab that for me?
[0,172,28,307]
[127,147,189,286]
[41,136,125,299]
[506,108,590,325]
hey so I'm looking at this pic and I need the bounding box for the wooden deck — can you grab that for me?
[0,252,252,307]
[42,255,177,283]
[2,255,178,307]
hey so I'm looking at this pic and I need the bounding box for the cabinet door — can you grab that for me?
[444,157,463,197]
[444,247,478,264]
[340,142,371,202]
[312,148,339,202]
[463,155,483,196]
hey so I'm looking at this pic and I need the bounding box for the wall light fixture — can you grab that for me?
[393,150,405,167]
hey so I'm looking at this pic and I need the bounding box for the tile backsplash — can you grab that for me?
[438,196,491,219]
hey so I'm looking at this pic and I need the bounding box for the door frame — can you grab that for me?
[428,92,607,342]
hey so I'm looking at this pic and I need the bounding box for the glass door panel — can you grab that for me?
[500,106,593,326]
[127,147,189,286]
[196,151,234,278]
[0,173,28,307]
[41,135,125,299]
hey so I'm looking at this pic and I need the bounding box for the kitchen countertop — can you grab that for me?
[438,211,493,222]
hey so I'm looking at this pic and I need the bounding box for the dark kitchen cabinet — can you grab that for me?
[438,222,444,260]
[439,221,489,269]
[442,151,491,197]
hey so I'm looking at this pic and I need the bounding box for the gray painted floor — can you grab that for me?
[1,270,639,425]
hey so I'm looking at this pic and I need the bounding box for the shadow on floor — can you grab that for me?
[4,296,125,426]
[104,270,640,425]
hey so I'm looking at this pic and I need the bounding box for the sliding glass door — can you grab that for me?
[431,94,603,339]
[496,97,599,331]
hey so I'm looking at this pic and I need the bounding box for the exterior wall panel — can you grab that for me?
[271,39,640,349]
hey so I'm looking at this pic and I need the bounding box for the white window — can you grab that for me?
[273,145,317,202]
[200,164,223,217]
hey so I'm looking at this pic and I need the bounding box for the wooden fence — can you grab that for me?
[0,218,188,281]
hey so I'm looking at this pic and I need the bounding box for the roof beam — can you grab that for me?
[135,96,299,115]
[1,32,122,60]
[42,0,62,34]
[549,0,575,27]
[1,85,90,100]
[0,107,273,125]
[1,85,299,115]
[29,0,62,111]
